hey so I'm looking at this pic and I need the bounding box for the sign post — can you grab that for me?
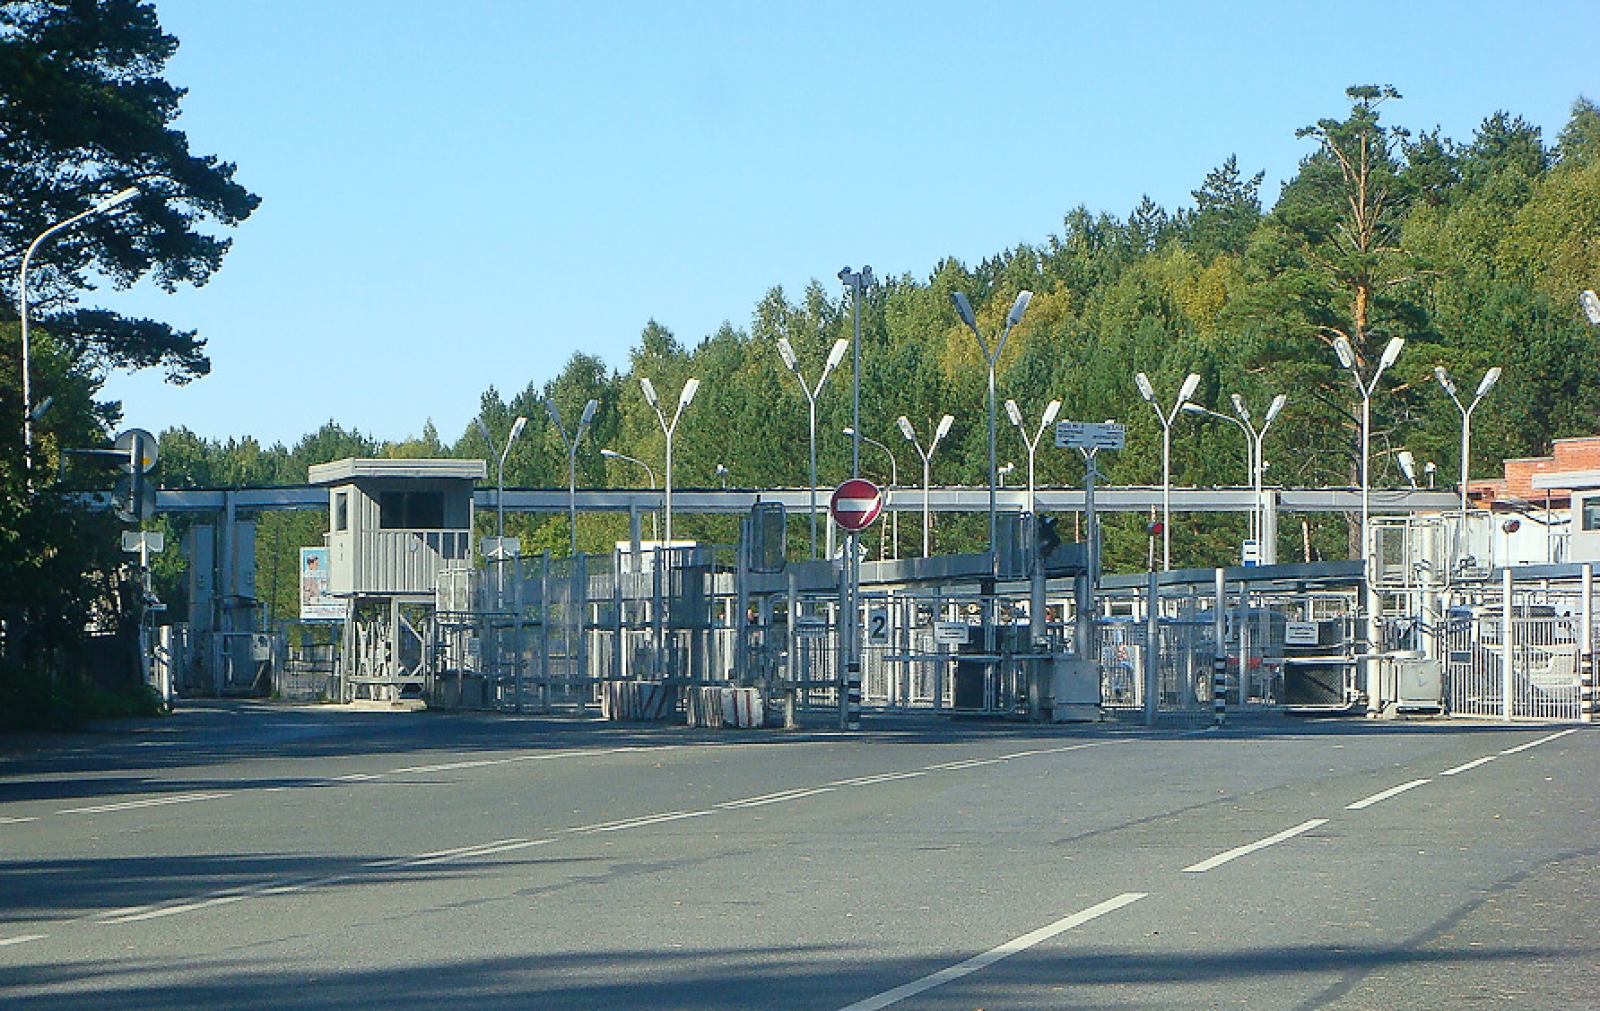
[830,479,882,730]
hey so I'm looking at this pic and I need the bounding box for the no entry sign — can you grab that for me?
[829,478,883,531]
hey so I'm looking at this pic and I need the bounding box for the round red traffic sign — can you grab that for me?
[829,478,883,531]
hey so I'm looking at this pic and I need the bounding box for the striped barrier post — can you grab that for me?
[845,660,862,731]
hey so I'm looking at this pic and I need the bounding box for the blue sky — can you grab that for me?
[98,0,1596,448]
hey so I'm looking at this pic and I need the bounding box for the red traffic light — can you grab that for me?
[1146,521,1164,536]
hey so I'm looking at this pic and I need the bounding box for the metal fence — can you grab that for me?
[241,546,1595,725]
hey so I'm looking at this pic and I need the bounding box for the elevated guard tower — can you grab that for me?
[308,458,486,701]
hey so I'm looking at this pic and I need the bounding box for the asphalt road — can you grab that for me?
[2,703,1596,1010]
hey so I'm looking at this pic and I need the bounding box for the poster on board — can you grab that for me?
[299,547,343,621]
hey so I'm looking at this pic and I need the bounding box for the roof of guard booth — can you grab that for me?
[306,458,488,485]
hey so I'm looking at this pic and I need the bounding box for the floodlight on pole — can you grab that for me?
[1135,370,1202,569]
[17,185,140,477]
[1004,397,1061,515]
[475,414,527,540]
[1435,364,1502,517]
[838,265,874,476]
[546,398,598,557]
[1332,335,1404,571]
[776,336,850,558]
[640,376,699,547]
[899,413,955,558]
[951,289,1032,569]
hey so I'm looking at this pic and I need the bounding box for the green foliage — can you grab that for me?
[109,86,1600,579]
[0,0,260,386]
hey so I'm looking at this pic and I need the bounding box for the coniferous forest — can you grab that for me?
[5,2,1600,707]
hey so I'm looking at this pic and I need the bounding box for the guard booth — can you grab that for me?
[308,458,486,701]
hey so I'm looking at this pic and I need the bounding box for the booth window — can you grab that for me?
[378,490,447,529]
[333,491,350,532]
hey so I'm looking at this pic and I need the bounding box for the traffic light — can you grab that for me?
[1146,520,1164,537]
[1035,514,1061,559]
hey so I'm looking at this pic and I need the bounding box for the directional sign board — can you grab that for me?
[1054,420,1126,451]
[829,478,883,531]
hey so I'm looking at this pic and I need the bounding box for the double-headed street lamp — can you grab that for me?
[1004,397,1061,516]
[1433,365,1502,517]
[951,290,1033,565]
[844,426,899,559]
[600,447,658,541]
[17,185,140,473]
[1333,334,1405,554]
[473,414,528,540]
[777,336,850,559]
[897,413,954,558]
[640,376,699,548]
[1134,371,1201,570]
[546,397,598,557]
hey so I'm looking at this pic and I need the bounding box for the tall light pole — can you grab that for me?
[1004,397,1061,516]
[1134,371,1201,569]
[1434,365,1502,517]
[17,186,139,474]
[1233,392,1287,562]
[640,376,699,547]
[838,266,874,477]
[898,413,954,558]
[546,397,598,557]
[951,290,1032,566]
[473,414,528,540]
[1333,334,1404,556]
[844,426,899,559]
[601,447,659,541]
[777,336,849,559]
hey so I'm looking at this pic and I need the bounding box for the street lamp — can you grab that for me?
[844,426,899,559]
[473,414,527,539]
[601,447,659,541]
[1134,371,1201,569]
[1333,334,1404,555]
[897,413,954,558]
[951,290,1033,566]
[1004,397,1062,515]
[546,397,598,557]
[1434,365,1502,517]
[17,185,139,474]
[1186,393,1288,559]
[640,376,699,548]
[777,336,850,559]
[838,266,874,476]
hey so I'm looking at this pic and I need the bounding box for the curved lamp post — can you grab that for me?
[1004,397,1061,516]
[951,290,1032,566]
[18,186,139,473]
[777,336,849,559]
[546,397,598,556]
[601,447,659,541]
[640,376,699,547]
[1185,393,1287,559]
[898,413,954,558]
[1134,371,1201,569]
[844,426,899,559]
